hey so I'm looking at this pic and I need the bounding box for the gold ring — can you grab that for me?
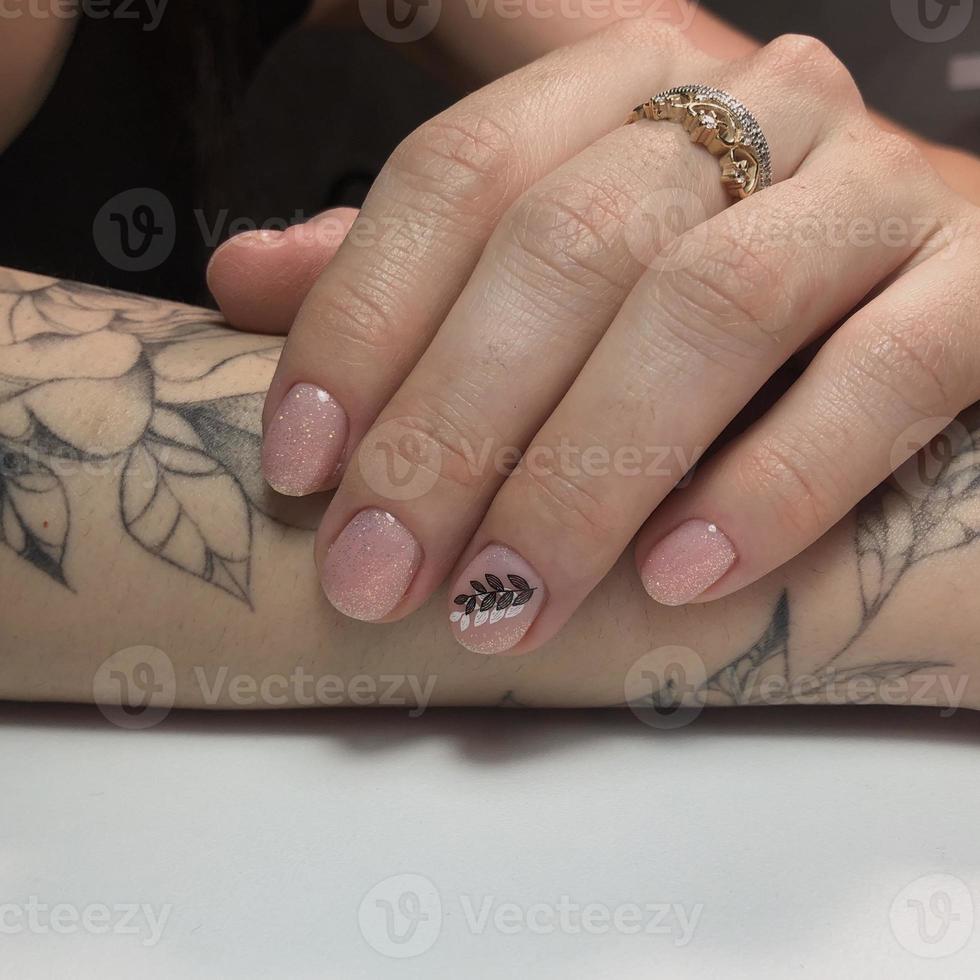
[627,84,773,200]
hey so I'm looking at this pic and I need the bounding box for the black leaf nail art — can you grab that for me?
[452,572,538,626]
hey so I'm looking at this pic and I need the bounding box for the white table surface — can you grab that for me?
[1,702,978,979]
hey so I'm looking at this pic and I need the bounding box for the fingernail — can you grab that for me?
[449,544,545,655]
[641,519,736,606]
[321,509,422,621]
[262,383,348,496]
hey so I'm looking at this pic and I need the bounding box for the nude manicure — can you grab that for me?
[449,544,545,655]
[321,509,422,621]
[641,519,736,606]
[262,383,348,496]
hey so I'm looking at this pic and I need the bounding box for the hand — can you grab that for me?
[217,15,980,656]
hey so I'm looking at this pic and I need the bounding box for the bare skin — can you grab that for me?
[1,267,977,712]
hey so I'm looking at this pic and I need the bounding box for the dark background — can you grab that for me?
[1,0,977,305]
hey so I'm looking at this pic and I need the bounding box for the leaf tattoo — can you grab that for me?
[701,590,790,705]
[0,274,293,604]
[451,572,537,631]
[0,443,69,586]
[121,406,253,605]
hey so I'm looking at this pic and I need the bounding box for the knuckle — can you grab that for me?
[384,392,497,494]
[389,111,519,221]
[759,33,860,104]
[737,436,836,541]
[503,178,630,290]
[310,274,402,367]
[609,10,693,61]
[654,229,782,365]
[520,450,619,543]
[868,129,936,186]
[856,319,958,417]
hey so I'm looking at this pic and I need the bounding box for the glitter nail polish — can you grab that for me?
[449,544,545,655]
[641,519,736,606]
[321,509,422,621]
[262,383,348,496]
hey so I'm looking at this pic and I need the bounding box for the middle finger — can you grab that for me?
[312,43,819,623]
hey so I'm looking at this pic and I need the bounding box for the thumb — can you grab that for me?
[206,207,359,334]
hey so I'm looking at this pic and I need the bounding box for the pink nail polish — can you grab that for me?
[321,509,422,621]
[641,519,736,606]
[449,545,545,655]
[262,383,348,496]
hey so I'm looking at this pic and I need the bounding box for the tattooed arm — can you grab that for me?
[1,267,977,712]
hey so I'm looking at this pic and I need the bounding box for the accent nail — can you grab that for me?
[262,383,348,496]
[321,509,422,621]
[641,519,736,606]
[449,544,545,655]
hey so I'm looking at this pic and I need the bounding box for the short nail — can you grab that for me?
[321,509,422,621]
[262,383,348,496]
[641,519,736,606]
[449,544,545,655]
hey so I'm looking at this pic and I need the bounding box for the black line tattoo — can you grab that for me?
[486,420,979,711]
[630,421,980,709]
[0,273,285,604]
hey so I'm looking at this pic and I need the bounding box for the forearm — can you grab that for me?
[1,269,976,711]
